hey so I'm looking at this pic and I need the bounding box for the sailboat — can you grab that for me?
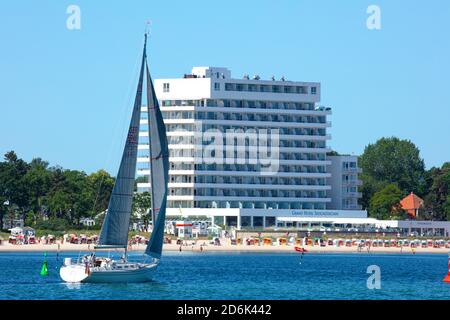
[60,34,169,283]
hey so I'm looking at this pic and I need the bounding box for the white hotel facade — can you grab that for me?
[137,67,365,229]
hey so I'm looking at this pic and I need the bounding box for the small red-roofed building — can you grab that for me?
[400,192,424,218]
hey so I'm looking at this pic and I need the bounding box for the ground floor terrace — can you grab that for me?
[167,208,450,238]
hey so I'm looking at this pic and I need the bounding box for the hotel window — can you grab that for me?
[311,86,317,95]
[214,83,220,91]
[265,216,276,227]
[241,216,251,227]
[163,83,170,92]
[253,216,263,227]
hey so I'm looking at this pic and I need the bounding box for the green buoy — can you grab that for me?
[40,252,49,276]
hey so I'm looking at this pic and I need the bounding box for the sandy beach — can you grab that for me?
[1,241,449,254]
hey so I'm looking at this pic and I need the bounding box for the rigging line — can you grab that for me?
[88,38,143,229]
[111,40,144,172]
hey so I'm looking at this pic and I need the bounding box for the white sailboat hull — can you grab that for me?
[60,262,158,283]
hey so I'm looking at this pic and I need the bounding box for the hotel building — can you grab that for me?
[327,155,363,211]
[137,67,366,229]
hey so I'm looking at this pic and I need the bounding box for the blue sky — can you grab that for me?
[1,0,449,174]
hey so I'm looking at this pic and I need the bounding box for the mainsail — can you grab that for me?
[144,59,169,259]
[98,37,147,247]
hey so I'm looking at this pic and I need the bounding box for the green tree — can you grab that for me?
[0,151,30,228]
[0,151,119,230]
[359,175,388,211]
[444,195,450,221]
[423,162,450,220]
[369,184,404,220]
[86,170,115,217]
[25,211,35,227]
[132,192,151,230]
[45,169,90,224]
[326,150,340,156]
[0,162,8,229]
[34,217,69,231]
[360,137,426,209]
[23,158,51,216]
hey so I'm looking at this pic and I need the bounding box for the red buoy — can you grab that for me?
[443,254,450,283]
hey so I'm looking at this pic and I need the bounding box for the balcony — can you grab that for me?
[342,167,362,174]
[343,204,363,210]
[343,191,363,198]
[342,179,363,186]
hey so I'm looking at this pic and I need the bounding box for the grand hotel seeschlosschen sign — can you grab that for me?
[290,210,366,218]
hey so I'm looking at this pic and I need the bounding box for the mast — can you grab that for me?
[97,36,147,248]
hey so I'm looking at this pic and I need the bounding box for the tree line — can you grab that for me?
[0,151,151,231]
[358,137,449,220]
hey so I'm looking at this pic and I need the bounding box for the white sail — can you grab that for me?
[144,60,169,259]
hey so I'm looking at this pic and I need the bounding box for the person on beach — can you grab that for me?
[179,245,182,252]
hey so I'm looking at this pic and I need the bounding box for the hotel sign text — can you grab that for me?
[290,210,366,218]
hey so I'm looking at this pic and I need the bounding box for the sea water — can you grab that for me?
[0,252,449,300]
